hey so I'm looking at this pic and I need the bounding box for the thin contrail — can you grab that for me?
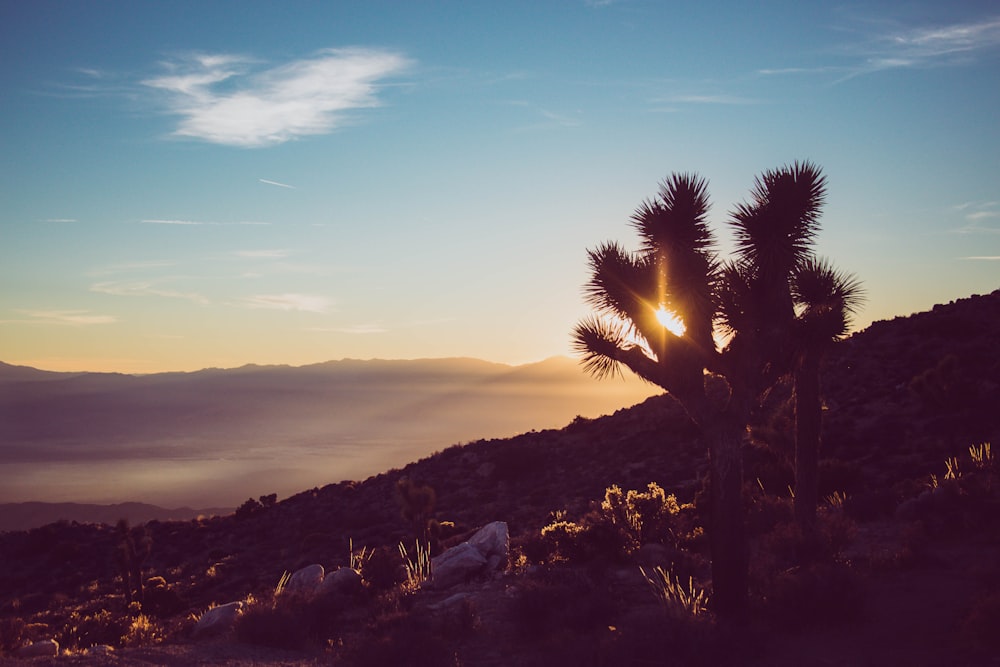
[258,178,296,189]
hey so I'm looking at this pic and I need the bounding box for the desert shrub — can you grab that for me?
[437,596,481,640]
[234,598,312,650]
[818,459,863,496]
[141,577,185,618]
[396,478,437,542]
[745,487,793,537]
[511,574,617,641]
[344,612,457,667]
[360,545,406,592]
[236,588,351,650]
[0,616,28,655]
[843,487,897,520]
[961,591,1000,650]
[121,613,165,647]
[538,520,587,563]
[607,609,744,667]
[58,608,130,649]
[235,497,263,520]
[598,483,681,552]
[763,562,865,631]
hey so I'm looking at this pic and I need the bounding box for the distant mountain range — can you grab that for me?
[0,356,657,512]
[0,501,233,533]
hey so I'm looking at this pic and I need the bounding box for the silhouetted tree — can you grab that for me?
[789,257,864,534]
[574,163,850,617]
[396,477,437,544]
[115,519,152,606]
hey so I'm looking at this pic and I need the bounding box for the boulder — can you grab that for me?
[429,542,487,590]
[318,567,362,596]
[428,521,509,590]
[17,639,58,658]
[468,521,509,571]
[285,564,325,595]
[193,601,244,639]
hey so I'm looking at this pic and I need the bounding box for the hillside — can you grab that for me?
[1,290,998,665]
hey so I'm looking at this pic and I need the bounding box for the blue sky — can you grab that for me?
[1,1,998,373]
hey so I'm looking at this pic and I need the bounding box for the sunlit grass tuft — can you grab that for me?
[398,540,432,590]
[969,442,993,471]
[640,566,710,620]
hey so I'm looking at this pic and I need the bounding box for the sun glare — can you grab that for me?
[655,307,686,337]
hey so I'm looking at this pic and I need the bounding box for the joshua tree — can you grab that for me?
[574,163,847,617]
[574,173,749,616]
[115,519,152,606]
[789,257,864,534]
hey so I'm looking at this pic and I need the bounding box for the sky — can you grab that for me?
[1,1,998,374]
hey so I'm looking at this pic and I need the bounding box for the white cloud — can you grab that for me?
[243,293,331,313]
[41,218,77,223]
[962,255,1000,260]
[144,48,411,147]
[91,281,210,304]
[15,310,117,326]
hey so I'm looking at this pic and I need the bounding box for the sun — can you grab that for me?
[654,306,686,337]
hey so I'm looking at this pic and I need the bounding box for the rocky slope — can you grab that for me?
[1,289,998,665]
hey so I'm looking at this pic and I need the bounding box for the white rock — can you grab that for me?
[429,542,487,590]
[317,567,362,596]
[17,639,58,658]
[285,563,325,595]
[193,601,244,639]
[468,520,509,571]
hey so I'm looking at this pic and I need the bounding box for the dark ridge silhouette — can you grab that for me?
[0,502,232,533]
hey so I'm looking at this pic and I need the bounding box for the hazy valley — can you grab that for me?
[0,356,656,516]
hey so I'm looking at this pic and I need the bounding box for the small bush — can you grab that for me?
[121,613,165,647]
[961,591,1000,650]
[598,483,680,552]
[234,598,312,650]
[344,612,457,667]
[764,562,865,631]
[58,609,130,649]
[360,546,406,592]
[0,616,28,655]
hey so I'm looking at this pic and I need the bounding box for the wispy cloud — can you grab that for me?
[91,281,210,305]
[41,218,77,223]
[952,201,1000,232]
[307,323,387,334]
[761,15,1000,81]
[961,255,1000,260]
[258,178,296,189]
[242,293,332,313]
[12,310,117,326]
[140,218,269,226]
[232,249,291,259]
[667,94,759,105]
[143,48,411,147]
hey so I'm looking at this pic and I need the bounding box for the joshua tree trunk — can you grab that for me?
[704,416,749,618]
[794,351,822,535]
